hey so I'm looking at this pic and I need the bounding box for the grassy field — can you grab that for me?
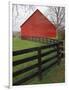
[24,60,65,84]
[13,37,65,85]
[13,37,44,51]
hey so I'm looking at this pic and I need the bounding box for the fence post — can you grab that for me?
[61,41,64,58]
[38,48,42,80]
[56,42,61,64]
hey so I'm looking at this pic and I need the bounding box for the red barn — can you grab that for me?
[20,9,56,39]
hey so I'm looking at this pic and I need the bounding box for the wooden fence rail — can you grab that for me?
[13,41,64,85]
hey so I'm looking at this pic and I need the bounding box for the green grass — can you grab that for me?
[13,37,45,82]
[13,37,43,51]
[13,37,44,72]
[24,60,65,84]
[13,37,65,85]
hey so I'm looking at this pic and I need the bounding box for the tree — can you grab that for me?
[45,6,65,40]
[12,4,35,32]
[12,4,35,19]
[46,6,65,31]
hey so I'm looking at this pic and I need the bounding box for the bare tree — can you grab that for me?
[12,4,35,32]
[46,6,65,31]
[13,4,35,18]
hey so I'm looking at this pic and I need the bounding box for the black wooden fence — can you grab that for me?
[13,41,64,85]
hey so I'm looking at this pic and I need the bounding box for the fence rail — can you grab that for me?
[13,41,64,85]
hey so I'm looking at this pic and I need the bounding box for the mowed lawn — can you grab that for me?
[13,37,65,84]
[13,37,43,51]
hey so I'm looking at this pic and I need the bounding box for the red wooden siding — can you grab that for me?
[20,9,56,39]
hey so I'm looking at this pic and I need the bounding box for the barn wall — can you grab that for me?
[21,10,56,39]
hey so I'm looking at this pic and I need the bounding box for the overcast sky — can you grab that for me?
[12,4,49,32]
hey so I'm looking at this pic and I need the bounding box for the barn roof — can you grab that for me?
[20,9,56,28]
